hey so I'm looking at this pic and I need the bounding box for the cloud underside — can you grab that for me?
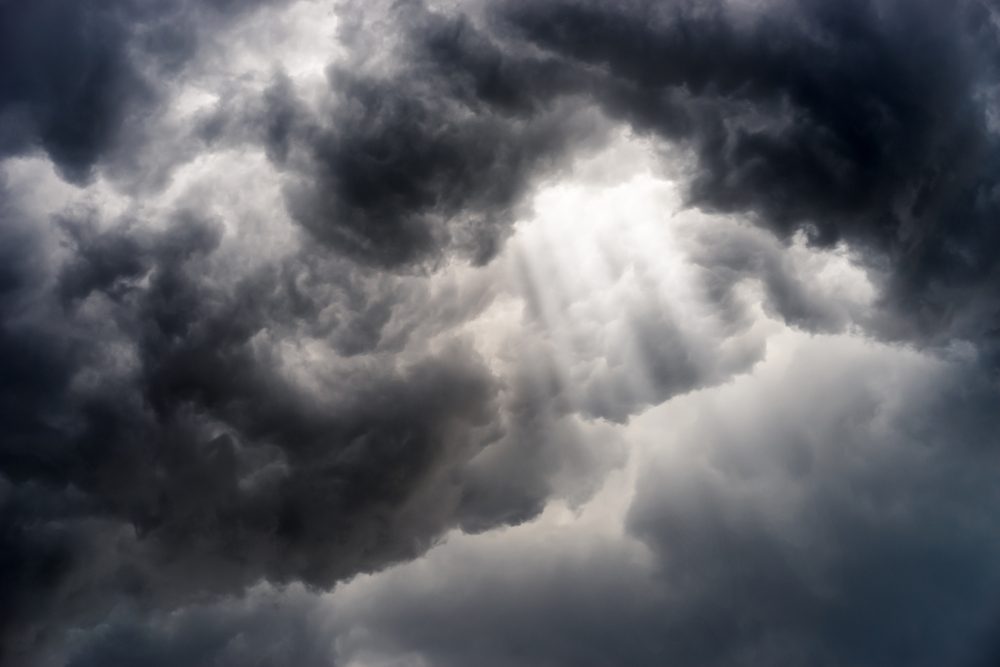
[2,0,1000,665]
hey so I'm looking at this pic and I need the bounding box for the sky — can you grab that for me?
[3,0,1000,665]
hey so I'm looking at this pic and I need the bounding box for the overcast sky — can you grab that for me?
[3,1,1000,665]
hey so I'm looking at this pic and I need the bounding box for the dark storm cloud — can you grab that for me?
[257,4,604,269]
[1,162,613,663]
[0,0,284,182]
[56,344,1000,667]
[194,338,997,667]
[61,585,333,667]
[6,0,1000,665]
[259,0,1000,339]
[7,0,998,338]
[491,0,1000,345]
[1,2,627,639]
[0,191,526,664]
[0,0,148,181]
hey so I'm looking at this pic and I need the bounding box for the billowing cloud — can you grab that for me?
[59,333,1000,667]
[490,0,1000,348]
[3,0,1000,665]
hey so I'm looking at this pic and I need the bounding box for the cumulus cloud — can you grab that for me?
[0,181,510,661]
[62,334,1000,667]
[4,0,1000,665]
[265,335,1000,667]
[0,0,292,182]
[494,0,1000,346]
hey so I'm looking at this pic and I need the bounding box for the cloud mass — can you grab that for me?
[3,0,1000,665]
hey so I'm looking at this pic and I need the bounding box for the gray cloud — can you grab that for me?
[493,0,1000,347]
[5,0,1000,665]
[627,337,1000,666]
[0,0,290,183]
[0,152,626,664]
[0,189,547,663]
[193,336,997,667]
[255,3,607,269]
[59,585,332,667]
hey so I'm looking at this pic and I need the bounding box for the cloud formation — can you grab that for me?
[3,0,1000,665]
[58,335,1000,667]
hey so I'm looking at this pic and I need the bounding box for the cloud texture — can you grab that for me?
[3,0,1000,665]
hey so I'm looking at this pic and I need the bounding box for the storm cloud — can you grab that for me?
[3,0,1000,665]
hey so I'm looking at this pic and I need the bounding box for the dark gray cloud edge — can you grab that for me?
[3,0,1000,665]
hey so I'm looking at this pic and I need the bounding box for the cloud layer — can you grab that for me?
[3,0,1000,665]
